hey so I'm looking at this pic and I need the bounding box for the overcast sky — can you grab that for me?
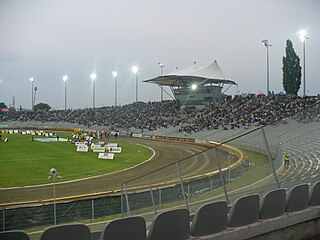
[0,0,319,110]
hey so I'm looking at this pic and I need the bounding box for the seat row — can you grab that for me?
[1,181,319,240]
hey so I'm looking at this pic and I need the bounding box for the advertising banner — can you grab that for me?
[106,143,118,147]
[75,142,86,146]
[108,147,122,153]
[132,134,143,138]
[93,146,105,153]
[98,153,115,159]
[77,145,89,152]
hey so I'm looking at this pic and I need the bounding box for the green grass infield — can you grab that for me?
[0,132,152,188]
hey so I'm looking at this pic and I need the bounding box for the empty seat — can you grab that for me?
[39,223,91,240]
[309,181,320,206]
[0,230,30,240]
[228,194,260,227]
[147,208,190,240]
[100,216,146,240]
[190,201,227,237]
[286,183,309,212]
[259,188,286,219]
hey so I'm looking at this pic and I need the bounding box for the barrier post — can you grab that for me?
[147,174,157,215]
[2,208,4,232]
[215,147,230,205]
[123,183,131,216]
[158,188,162,209]
[121,184,124,218]
[176,161,189,210]
[261,127,280,188]
[91,199,95,219]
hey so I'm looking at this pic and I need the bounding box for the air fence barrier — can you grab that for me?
[0,132,282,231]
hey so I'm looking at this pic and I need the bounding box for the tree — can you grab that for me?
[0,102,7,108]
[34,102,51,111]
[282,39,302,95]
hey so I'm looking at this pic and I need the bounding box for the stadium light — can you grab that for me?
[191,84,197,90]
[262,39,272,96]
[112,71,118,106]
[158,62,166,101]
[48,168,61,225]
[132,66,139,102]
[90,73,96,108]
[30,78,34,110]
[297,29,309,97]
[63,76,68,110]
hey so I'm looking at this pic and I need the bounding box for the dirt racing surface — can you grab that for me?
[0,137,229,205]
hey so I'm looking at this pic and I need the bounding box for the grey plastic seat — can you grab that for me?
[285,183,309,212]
[228,194,260,227]
[190,201,227,237]
[39,223,91,240]
[309,181,320,206]
[100,216,146,240]
[259,188,286,219]
[0,230,30,240]
[147,208,190,240]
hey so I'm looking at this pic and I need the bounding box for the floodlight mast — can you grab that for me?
[90,73,96,108]
[112,71,118,106]
[297,29,308,97]
[262,40,272,96]
[158,62,166,101]
[63,75,68,110]
[30,78,34,110]
[132,66,139,102]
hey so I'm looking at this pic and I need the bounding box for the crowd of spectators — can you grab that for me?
[0,95,319,133]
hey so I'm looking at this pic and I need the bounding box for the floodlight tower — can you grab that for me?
[262,40,272,96]
[112,71,118,106]
[297,30,309,97]
[30,77,34,110]
[63,75,68,110]
[132,66,139,102]
[158,62,166,101]
[90,73,96,108]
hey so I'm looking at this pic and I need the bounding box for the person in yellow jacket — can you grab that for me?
[283,154,290,170]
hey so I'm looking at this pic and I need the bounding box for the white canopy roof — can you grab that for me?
[144,61,236,86]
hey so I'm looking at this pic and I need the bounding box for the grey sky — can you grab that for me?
[0,0,319,109]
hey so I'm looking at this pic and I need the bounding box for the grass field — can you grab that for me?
[0,132,153,188]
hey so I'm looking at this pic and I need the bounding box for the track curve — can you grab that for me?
[0,137,230,204]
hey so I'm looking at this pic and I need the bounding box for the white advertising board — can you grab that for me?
[108,147,122,153]
[132,134,142,137]
[75,142,86,146]
[93,146,105,153]
[98,153,115,159]
[77,145,89,152]
[106,143,118,147]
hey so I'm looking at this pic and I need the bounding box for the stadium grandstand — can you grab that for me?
[0,95,320,240]
[144,61,236,107]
